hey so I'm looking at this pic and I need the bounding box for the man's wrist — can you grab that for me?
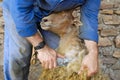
[84,40,98,56]
[34,41,46,50]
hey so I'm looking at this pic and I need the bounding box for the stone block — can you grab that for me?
[101,9,113,15]
[100,2,114,9]
[103,15,120,25]
[113,2,120,8]
[110,70,120,80]
[102,57,117,65]
[0,27,4,34]
[98,26,103,31]
[0,7,2,17]
[0,12,2,17]
[98,15,103,24]
[114,10,120,15]
[0,16,4,27]
[0,7,2,13]
[98,37,113,47]
[101,28,118,37]
[113,50,120,58]
[115,35,120,48]
[111,61,120,70]
[98,24,106,31]
[103,15,112,24]
[0,33,3,39]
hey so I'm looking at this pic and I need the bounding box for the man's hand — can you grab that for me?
[37,45,64,69]
[78,40,99,77]
[26,32,64,69]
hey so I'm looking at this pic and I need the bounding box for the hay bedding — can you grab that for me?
[33,8,109,80]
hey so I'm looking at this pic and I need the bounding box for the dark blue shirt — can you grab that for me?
[3,0,101,43]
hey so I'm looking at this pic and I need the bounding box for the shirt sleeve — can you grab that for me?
[9,0,38,37]
[79,0,101,43]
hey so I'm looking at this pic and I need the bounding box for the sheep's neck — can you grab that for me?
[56,26,84,56]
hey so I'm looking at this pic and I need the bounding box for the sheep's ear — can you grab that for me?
[72,10,79,18]
[73,19,82,27]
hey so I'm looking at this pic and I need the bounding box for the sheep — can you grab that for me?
[38,9,109,80]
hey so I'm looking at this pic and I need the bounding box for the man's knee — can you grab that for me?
[9,58,30,80]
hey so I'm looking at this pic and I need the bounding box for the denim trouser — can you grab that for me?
[3,0,81,80]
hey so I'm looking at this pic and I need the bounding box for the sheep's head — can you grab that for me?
[40,10,82,36]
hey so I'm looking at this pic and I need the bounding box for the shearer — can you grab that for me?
[2,0,100,80]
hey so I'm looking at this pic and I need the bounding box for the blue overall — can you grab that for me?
[2,0,100,80]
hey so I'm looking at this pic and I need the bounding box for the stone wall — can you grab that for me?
[98,0,120,80]
[0,0,120,80]
[0,5,4,65]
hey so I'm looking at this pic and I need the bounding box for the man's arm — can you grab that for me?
[78,40,98,77]
[79,0,101,77]
[9,0,38,37]
[26,32,64,69]
[79,0,101,43]
[9,0,63,69]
